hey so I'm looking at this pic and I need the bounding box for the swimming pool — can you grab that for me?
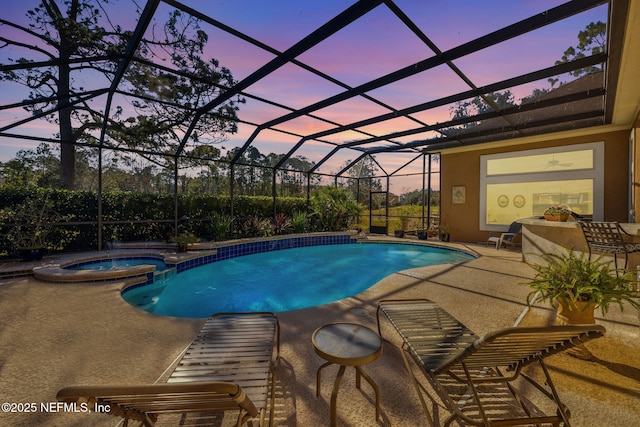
[122,242,474,317]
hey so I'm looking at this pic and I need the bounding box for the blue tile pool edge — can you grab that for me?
[122,234,358,295]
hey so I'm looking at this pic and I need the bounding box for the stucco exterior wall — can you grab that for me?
[633,125,640,223]
[440,130,631,243]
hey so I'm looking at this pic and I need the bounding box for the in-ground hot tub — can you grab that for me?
[66,256,169,271]
[32,253,178,283]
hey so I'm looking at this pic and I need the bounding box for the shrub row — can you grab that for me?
[0,187,308,255]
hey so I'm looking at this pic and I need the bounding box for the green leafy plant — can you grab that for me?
[309,187,362,232]
[211,213,233,241]
[544,206,571,215]
[2,191,69,250]
[416,227,428,240]
[525,249,640,314]
[290,211,308,234]
[258,218,274,237]
[398,209,410,230]
[172,231,200,251]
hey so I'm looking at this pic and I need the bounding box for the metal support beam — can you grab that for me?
[175,0,385,157]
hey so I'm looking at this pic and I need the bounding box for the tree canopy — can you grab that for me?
[0,0,243,189]
[555,21,606,79]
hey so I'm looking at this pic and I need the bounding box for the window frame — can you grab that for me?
[480,142,604,231]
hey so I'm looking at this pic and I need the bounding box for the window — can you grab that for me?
[480,142,604,230]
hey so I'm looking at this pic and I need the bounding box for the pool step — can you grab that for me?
[154,268,176,282]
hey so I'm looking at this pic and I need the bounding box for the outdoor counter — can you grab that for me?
[518,218,640,270]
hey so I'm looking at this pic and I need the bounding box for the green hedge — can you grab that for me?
[0,187,307,256]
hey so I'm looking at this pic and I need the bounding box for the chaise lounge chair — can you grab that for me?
[376,299,605,427]
[57,312,279,427]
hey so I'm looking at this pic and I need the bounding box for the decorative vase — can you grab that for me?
[556,300,596,360]
[544,213,569,222]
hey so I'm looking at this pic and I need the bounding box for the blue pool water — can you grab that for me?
[122,243,474,318]
[67,257,168,271]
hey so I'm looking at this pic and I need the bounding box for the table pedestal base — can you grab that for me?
[316,361,381,427]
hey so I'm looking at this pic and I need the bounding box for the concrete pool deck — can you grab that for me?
[0,239,638,426]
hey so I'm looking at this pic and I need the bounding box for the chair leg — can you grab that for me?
[394,342,436,427]
[538,360,572,427]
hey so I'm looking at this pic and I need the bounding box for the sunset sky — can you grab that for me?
[0,0,608,184]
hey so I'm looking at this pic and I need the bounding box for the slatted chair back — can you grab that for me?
[579,221,626,254]
[579,221,640,269]
[434,325,605,374]
[168,311,280,414]
[377,299,606,427]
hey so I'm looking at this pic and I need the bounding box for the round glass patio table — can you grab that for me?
[312,323,382,427]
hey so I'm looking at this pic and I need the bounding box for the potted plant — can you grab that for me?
[416,227,428,240]
[439,224,450,242]
[428,223,438,238]
[543,206,571,222]
[525,249,640,359]
[172,231,200,252]
[393,210,410,238]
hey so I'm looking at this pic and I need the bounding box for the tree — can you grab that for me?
[0,143,59,187]
[336,155,382,201]
[449,90,516,122]
[1,0,242,189]
[446,90,517,137]
[555,21,606,81]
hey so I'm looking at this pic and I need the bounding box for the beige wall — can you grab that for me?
[633,121,640,224]
[441,130,631,243]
